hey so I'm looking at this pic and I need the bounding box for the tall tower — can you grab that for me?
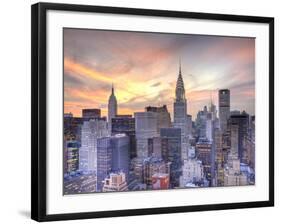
[218,89,230,133]
[108,84,117,134]
[173,60,188,160]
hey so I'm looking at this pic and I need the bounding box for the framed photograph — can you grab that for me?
[31,2,274,222]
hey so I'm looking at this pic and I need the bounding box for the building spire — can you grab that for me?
[111,83,114,95]
[179,58,181,75]
[175,58,186,102]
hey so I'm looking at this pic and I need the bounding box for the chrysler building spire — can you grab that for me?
[175,59,186,102]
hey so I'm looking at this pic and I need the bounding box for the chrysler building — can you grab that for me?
[173,61,189,160]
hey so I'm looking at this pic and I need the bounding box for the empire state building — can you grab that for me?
[173,61,188,160]
[108,84,117,134]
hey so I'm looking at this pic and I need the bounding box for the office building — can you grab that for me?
[148,137,161,157]
[64,117,84,143]
[206,112,213,142]
[96,134,129,191]
[160,128,182,187]
[96,137,113,191]
[66,141,79,174]
[111,134,130,177]
[196,138,212,183]
[228,111,249,161]
[219,89,230,133]
[195,109,207,138]
[214,128,224,186]
[229,123,239,160]
[79,119,108,173]
[102,172,128,192]
[135,111,158,158]
[146,105,171,133]
[82,108,101,119]
[112,116,136,159]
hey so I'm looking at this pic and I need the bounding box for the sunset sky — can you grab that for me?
[64,28,255,120]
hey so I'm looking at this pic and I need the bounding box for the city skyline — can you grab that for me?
[63,28,255,194]
[64,29,255,119]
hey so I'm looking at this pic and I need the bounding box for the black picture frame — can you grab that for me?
[31,2,274,222]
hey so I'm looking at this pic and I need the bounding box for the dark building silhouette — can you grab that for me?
[228,111,249,161]
[82,108,101,119]
[111,116,136,159]
[219,89,230,133]
[160,128,182,188]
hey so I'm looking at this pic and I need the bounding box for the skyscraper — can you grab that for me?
[96,137,113,191]
[135,111,158,158]
[108,84,117,134]
[145,105,172,133]
[228,111,249,161]
[196,109,207,138]
[66,141,79,174]
[64,116,84,143]
[111,134,130,177]
[111,116,136,159]
[219,89,230,133]
[96,134,129,191]
[214,128,224,186]
[148,137,165,158]
[160,128,182,188]
[173,61,189,160]
[79,119,108,173]
[196,138,212,184]
[229,123,239,160]
[206,112,213,142]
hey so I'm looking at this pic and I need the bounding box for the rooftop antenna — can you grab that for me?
[179,57,181,73]
[111,83,114,94]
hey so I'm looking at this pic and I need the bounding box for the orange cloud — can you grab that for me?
[65,87,108,104]
[64,58,113,83]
